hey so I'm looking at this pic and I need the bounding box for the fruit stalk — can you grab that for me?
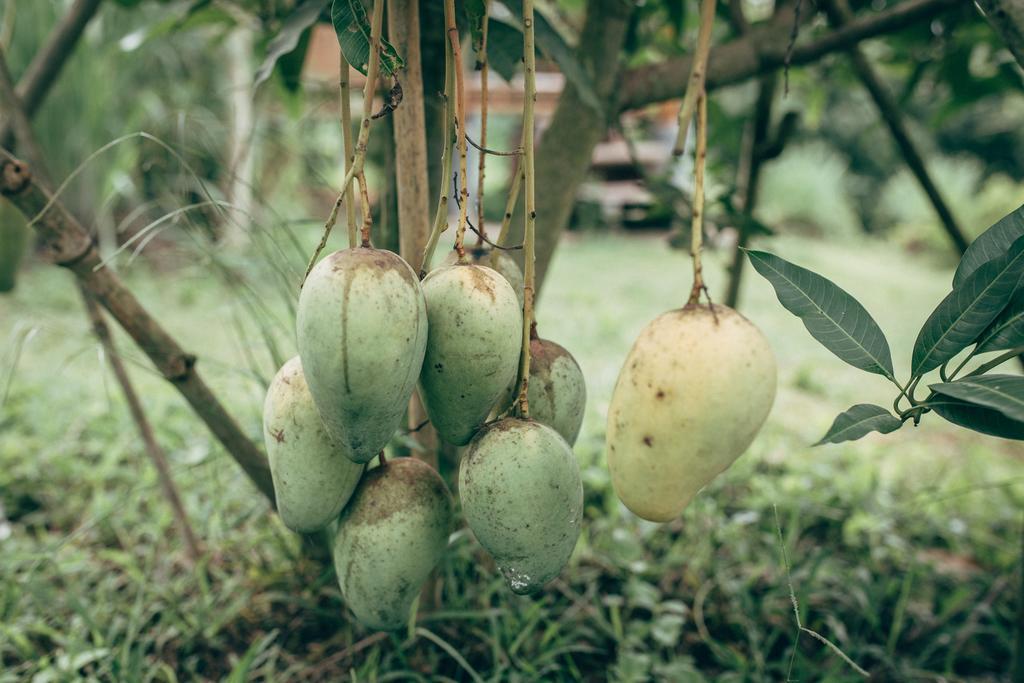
[497,126,525,247]
[419,32,455,276]
[444,0,470,260]
[516,0,538,418]
[688,93,708,305]
[302,0,386,284]
[340,49,358,248]
[476,1,490,246]
[672,0,716,157]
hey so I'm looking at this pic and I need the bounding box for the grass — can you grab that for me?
[0,231,1021,681]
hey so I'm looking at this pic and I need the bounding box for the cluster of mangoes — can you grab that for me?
[263,244,586,631]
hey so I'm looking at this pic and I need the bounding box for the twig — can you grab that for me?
[773,505,870,679]
[672,0,717,156]
[82,290,202,564]
[301,0,386,285]
[467,133,521,157]
[516,0,538,418]
[418,38,456,277]
[444,0,470,260]
[476,1,490,246]
[451,176,524,251]
[687,93,709,306]
[496,126,526,247]
[340,50,358,248]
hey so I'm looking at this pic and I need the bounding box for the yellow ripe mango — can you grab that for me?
[606,304,776,522]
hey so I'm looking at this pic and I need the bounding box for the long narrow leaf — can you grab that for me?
[254,0,326,87]
[930,374,1024,423]
[911,234,1024,376]
[977,288,1024,353]
[331,0,404,76]
[816,404,903,445]
[745,250,895,380]
[953,203,1024,288]
[928,396,1024,440]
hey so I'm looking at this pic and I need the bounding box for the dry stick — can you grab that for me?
[419,35,455,276]
[340,50,358,248]
[687,93,709,306]
[82,291,203,563]
[475,1,490,246]
[672,0,717,156]
[516,0,538,418]
[302,0,386,284]
[444,0,470,260]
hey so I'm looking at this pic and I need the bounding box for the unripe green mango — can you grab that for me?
[498,337,587,445]
[420,264,522,445]
[606,304,776,522]
[0,201,29,293]
[263,357,364,533]
[333,457,453,630]
[443,246,525,307]
[460,418,583,594]
[297,248,428,463]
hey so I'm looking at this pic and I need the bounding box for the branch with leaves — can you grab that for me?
[747,204,1024,444]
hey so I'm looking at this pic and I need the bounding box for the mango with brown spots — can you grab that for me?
[443,246,525,308]
[419,263,522,445]
[332,457,453,630]
[460,418,583,594]
[297,248,428,463]
[606,304,776,522]
[263,357,363,533]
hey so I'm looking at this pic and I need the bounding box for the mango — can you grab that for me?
[263,357,363,533]
[333,457,453,630]
[297,248,428,462]
[443,246,525,307]
[419,264,522,445]
[606,304,776,522]
[460,418,583,594]
[500,336,586,445]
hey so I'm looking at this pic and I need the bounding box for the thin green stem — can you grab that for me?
[516,0,537,418]
[496,126,525,247]
[672,0,717,156]
[419,35,455,277]
[964,345,1024,378]
[687,92,708,306]
[301,0,385,285]
[340,49,357,248]
[476,0,490,246]
[444,0,470,261]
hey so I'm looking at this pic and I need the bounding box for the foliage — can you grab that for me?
[749,203,1024,444]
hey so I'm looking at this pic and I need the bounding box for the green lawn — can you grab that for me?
[1,232,1020,681]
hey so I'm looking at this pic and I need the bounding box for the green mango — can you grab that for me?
[498,337,587,445]
[263,356,364,533]
[442,246,525,308]
[420,264,522,445]
[297,248,428,463]
[607,304,777,522]
[0,201,29,293]
[460,418,583,594]
[333,457,453,630]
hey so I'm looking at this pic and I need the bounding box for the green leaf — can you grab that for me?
[911,234,1024,377]
[486,19,523,82]
[816,404,904,445]
[930,374,1024,423]
[255,0,325,88]
[331,0,405,77]
[953,203,1024,288]
[745,250,895,380]
[494,0,603,115]
[977,288,1024,353]
[927,395,1024,440]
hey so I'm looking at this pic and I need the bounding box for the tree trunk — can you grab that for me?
[506,0,634,294]
[223,25,256,247]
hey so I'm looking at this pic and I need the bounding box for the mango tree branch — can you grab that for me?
[476,0,490,245]
[617,0,961,112]
[516,0,537,418]
[822,0,969,255]
[0,153,275,502]
[419,36,455,277]
[340,50,358,248]
[672,0,717,156]
[444,0,470,260]
[0,0,103,148]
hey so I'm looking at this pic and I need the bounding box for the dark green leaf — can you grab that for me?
[816,404,903,445]
[745,250,895,380]
[911,235,1024,377]
[495,0,603,115]
[486,19,522,82]
[331,0,405,77]
[953,203,1024,288]
[928,396,1024,440]
[977,288,1024,353]
[274,24,313,94]
[255,0,325,88]
[930,374,1024,423]
[463,0,488,55]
